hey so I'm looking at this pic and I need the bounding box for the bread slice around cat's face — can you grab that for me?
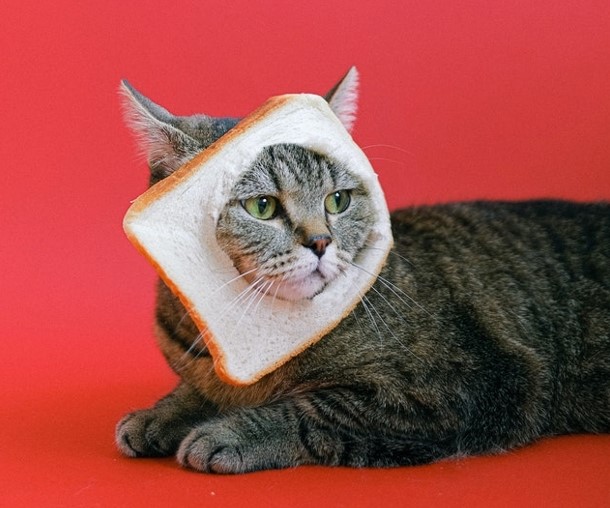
[123,94,393,385]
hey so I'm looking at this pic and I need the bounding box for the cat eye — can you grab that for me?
[324,190,351,214]
[243,196,279,220]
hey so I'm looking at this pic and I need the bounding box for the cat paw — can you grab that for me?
[177,423,247,474]
[116,408,195,458]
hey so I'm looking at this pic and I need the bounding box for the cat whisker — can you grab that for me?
[366,156,409,167]
[347,260,433,319]
[179,276,267,362]
[363,242,415,267]
[251,279,275,317]
[366,283,411,328]
[226,280,272,335]
[227,275,266,308]
[385,249,416,267]
[211,267,260,295]
[184,277,268,362]
[228,276,267,310]
[344,284,370,343]
[341,270,423,362]
[228,277,272,335]
[169,310,194,336]
[180,330,207,362]
[362,291,401,350]
[361,143,415,157]
[269,280,284,318]
[341,271,385,348]
[360,294,386,349]
[173,269,258,352]
[363,290,424,364]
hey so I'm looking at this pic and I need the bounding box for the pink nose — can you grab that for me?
[306,235,332,258]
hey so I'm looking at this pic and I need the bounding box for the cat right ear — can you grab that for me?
[119,80,202,179]
[324,66,359,133]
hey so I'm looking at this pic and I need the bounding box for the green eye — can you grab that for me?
[243,196,279,220]
[324,190,351,214]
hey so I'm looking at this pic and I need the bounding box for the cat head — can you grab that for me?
[122,68,372,301]
[120,67,359,185]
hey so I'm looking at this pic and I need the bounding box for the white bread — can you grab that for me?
[123,94,393,386]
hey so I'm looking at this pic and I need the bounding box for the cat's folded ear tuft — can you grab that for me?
[324,66,359,133]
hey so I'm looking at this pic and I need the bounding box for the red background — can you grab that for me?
[2,1,609,506]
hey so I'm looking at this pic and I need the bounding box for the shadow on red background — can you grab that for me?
[1,1,609,506]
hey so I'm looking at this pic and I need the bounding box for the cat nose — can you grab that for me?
[305,235,332,258]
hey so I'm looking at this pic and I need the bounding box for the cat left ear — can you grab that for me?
[324,66,359,133]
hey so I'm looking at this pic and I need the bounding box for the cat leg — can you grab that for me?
[116,382,217,458]
[176,388,456,473]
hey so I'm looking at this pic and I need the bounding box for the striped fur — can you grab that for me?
[116,72,610,473]
[215,143,375,301]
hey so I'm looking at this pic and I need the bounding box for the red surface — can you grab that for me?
[2,0,610,506]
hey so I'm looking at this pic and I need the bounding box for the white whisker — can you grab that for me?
[269,280,284,318]
[341,271,385,347]
[361,293,386,348]
[363,291,423,364]
[366,156,409,167]
[366,283,411,327]
[347,260,433,318]
[228,278,270,335]
[211,267,259,295]
[361,143,415,157]
[179,276,266,362]
[343,271,423,362]
[252,279,274,317]
[369,246,415,268]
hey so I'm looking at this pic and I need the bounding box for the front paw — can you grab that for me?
[116,408,195,458]
[177,413,306,474]
[177,422,246,474]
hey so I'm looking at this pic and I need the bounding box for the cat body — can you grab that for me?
[117,70,610,473]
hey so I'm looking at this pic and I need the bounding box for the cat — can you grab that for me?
[116,68,610,473]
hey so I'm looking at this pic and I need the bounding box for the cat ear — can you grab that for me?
[324,66,359,133]
[119,80,203,179]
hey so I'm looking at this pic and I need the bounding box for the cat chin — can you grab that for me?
[270,272,328,302]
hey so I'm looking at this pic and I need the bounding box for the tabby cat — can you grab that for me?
[116,69,610,473]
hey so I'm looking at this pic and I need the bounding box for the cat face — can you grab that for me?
[216,143,375,301]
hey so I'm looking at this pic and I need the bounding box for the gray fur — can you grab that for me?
[116,71,610,473]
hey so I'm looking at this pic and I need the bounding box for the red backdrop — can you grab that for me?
[1,1,609,506]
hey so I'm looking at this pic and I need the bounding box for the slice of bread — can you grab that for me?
[123,94,393,385]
